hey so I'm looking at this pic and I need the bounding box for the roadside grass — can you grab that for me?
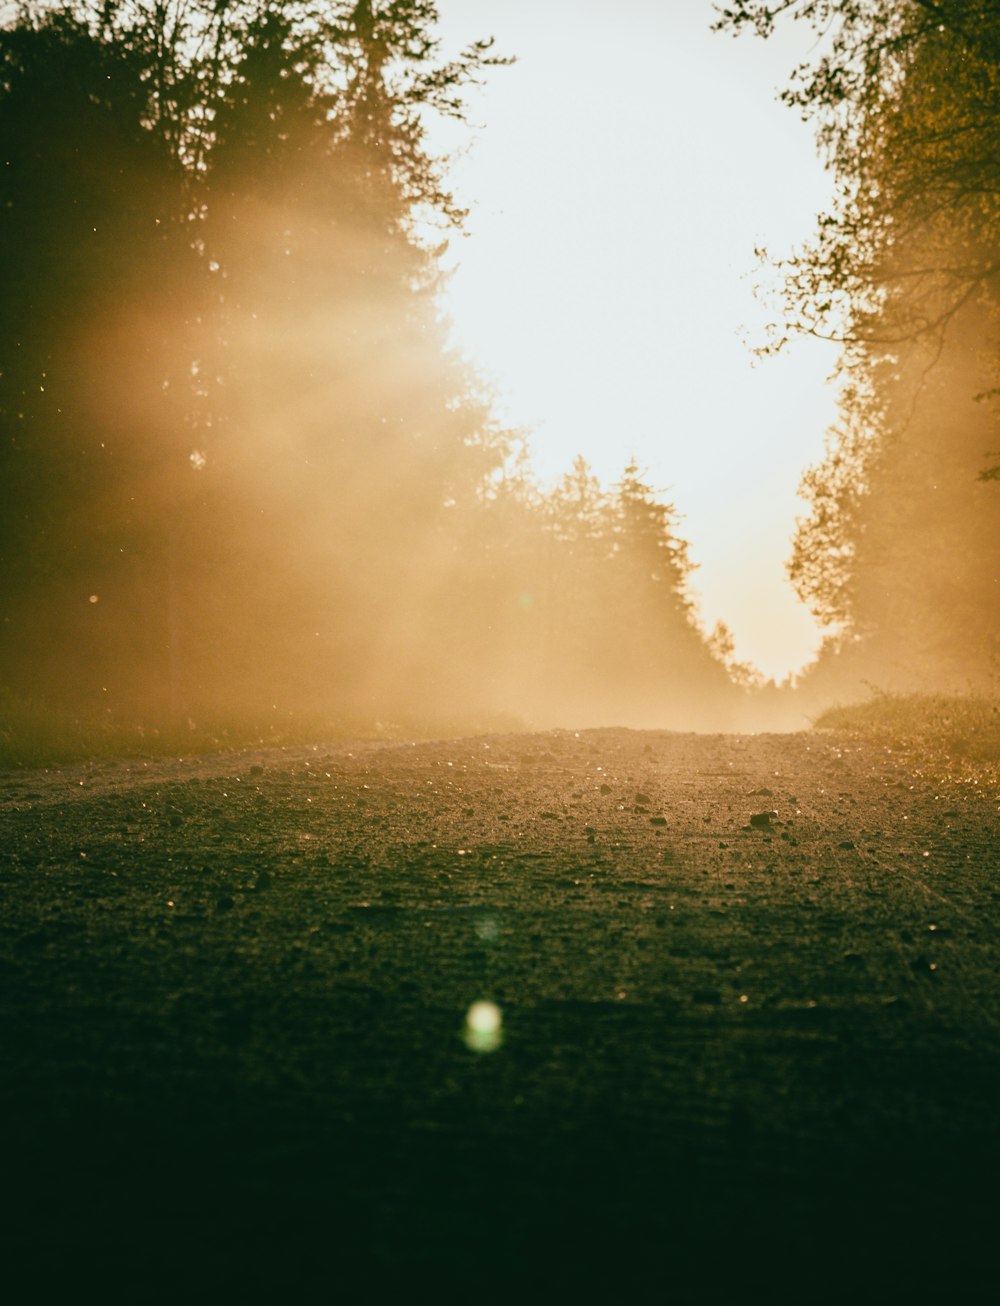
[0,690,527,770]
[815,691,1000,776]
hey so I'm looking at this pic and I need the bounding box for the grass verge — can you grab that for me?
[815,691,1000,774]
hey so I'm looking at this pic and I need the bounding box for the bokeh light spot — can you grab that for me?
[463,1000,503,1054]
[475,915,500,942]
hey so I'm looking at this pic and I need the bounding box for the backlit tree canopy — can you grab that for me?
[0,2,739,734]
[717,0,1000,354]
[719,1,1000,693]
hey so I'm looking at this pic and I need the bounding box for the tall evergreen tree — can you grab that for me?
[0,9,201,711]
[0,1,514,723]
[196,1,511,713]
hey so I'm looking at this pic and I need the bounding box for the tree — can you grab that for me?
[716,1,1000,356]
[603,461,719,698]
[515,460,733,726]
[610,461,696,613]
[786,404,871,629]
[0,1,514,724]
[792,313,1000,690]
[0,9,202,711]
[193,2,513,714]
[719,1,1000,694]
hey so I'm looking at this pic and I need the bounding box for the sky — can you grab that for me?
[429,0,842,681]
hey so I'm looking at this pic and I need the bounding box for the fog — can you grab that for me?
[1,4,996,754]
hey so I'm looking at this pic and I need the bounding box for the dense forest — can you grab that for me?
[0,1,739,740]
[3,1,997,753]
[720,1,1000,701]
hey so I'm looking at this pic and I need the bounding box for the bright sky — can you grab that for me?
[430,0,842,681]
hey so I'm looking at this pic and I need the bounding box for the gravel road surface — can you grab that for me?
[1,728,998,1301]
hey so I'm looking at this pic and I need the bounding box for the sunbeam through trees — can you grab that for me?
[0,2,739,742]
[3,1,998,755]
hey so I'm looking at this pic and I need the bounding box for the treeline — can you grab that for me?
[720,1,1000,701]
[0,2,737,737]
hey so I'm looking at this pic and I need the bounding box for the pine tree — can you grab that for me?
[0,10,201,713]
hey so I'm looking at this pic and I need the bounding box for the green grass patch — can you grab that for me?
[815,692,1000,768]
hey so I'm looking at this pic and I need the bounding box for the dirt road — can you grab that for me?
[1,729,998,1301]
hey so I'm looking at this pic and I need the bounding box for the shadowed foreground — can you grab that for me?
[1,729,997,1301]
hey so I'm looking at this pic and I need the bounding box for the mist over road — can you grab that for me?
[2,729,997,1300]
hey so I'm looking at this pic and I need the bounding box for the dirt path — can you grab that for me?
[1,728,998,1301]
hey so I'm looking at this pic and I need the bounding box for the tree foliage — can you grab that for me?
[0,10,200,693]
[0,2,736,730]
[0,2,507,713]
[717,1,1000,354]
[786,406,870,628]
[719,2,1000,693]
